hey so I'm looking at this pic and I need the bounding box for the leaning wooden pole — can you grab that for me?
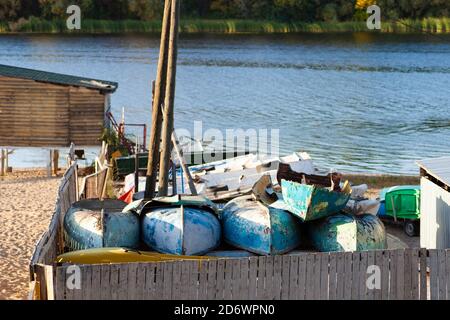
[158,0,180,196]
[144,0,172,199]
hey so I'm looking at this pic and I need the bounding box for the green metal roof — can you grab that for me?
[0,64,118,93]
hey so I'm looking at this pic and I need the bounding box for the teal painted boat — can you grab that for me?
[281,179,351,222]
[308,213,386,252]
[63,200,139,252]
[221,196,302,256]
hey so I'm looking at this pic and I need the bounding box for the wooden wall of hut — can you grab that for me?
[0,76,107,147]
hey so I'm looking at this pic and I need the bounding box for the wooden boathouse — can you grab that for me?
[0,64,118,147]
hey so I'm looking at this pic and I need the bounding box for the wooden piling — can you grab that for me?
[144,0,172,199]
[0,149,5,176]
[158,0,181,197]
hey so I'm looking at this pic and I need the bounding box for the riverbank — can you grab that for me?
[1,18,450,34]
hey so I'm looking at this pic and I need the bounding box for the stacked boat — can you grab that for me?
[61,156,387,263]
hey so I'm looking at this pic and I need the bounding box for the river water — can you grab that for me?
[1,32,449,174]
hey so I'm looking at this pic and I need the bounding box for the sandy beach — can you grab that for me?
[0,170,59,300]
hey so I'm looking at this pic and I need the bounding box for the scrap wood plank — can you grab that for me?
[336,251,345,300]
[144,263,156,300]
[430,250,438,300]
[135,263,146,300]
[239,259,250,300]
[419,249,427,300]
[110,264,120,300]
[380,251,390,300]
[366,251,376,300]
[256,257,266,300]
[224,259,233,300]
[404,249,413,300]
[374,251,383,300]
[248,257,258,300]
[216,259,225,300]
[389,250,397,300]
[118,264,129,300]
[351,252,360,300]
[319,253,329,301]
[265,256,274,300]
[155,263,164,299]
[100,264,112,300]
[171,261,182,300]
[179,261,190,300]
[313,254,321,300]
[54,266,66,300]
[411,250,419,300]
[359,251,368,300]
[280,255,290,300]
[189,261,199,300]
[306,253,315,300]
[438,250,446,300]
[273,256,282,300]
[396,249,405,300]
[328,253,337,300]
[231,259,241,300]
[288,255,299,300]
[198,261,208,300]
[297,254,307,300]
[344,252,353,300]
[90,265,102,300]
[206,260,217,300]
[127,263,139,300]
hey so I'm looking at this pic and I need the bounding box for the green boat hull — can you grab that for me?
[281,180,350,222]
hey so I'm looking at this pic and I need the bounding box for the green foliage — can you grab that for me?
[1,0,450,33]
[101,128,129,156]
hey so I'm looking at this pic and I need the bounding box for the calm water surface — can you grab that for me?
[1,33,449,174]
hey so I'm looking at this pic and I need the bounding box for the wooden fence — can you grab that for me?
[29,162,78,300]
[29,164,450,300]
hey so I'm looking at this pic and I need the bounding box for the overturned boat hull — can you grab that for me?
[308,213,386,252]
[63,200,139,251]
[140,196,221,256]
[281,180,350,222]
[221,196,302,255]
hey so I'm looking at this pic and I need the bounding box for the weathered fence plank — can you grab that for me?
[281,255,290,300]
[359,251,368,300]
[344,252,353,300]
[306,253,315,300]
[411,250,419,300]
[297,254,307,300]
[265,256,274,300]
[351,252,360,300]
[224,259,233,300]
[288,255,299,300]
[319,253,329,301]
[239,258,249,300]
[206,260,217,300]
[248,257,257,300]
[231,259,241,300]
[273,256,282,300]
[404,249,412,300]
[438,250,446,300]
[430,250,438,300]
[328,253,337,300]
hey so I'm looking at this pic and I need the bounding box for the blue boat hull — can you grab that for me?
[281,180,350,222]
[308,213,387,252]
[141,205,221,256]
[64,200,139,251]
[221,196,302,255]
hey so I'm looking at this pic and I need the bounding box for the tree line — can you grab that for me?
[1,0,450,22]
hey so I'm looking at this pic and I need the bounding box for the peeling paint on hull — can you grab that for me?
[281,180,350,222]
[64,200,139,251]
[221,196,302,255]
[141,205,221,256]
[308,213,387,252]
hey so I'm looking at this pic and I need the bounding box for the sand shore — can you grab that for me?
[0,170,59,300]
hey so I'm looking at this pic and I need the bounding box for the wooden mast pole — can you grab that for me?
[158,0,180,196]
[144,0,172,199]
